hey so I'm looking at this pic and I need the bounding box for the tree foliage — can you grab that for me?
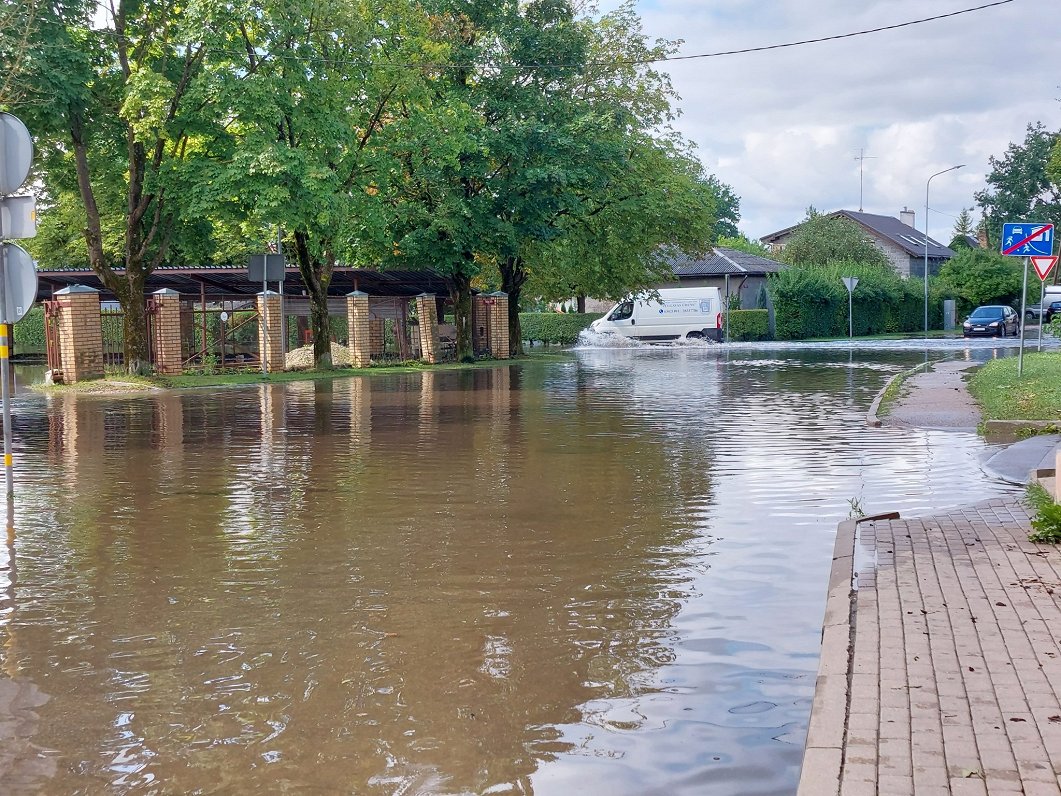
[10,0,734,368]
[781,210,891,270]
[975,122,1061,251]
[934,248,1022,317]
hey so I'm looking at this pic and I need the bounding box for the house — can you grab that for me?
[577,246,787,315]
[657,246,786,309]
[760,209,957,278]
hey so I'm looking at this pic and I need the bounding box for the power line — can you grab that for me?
[84,0,1015,72]
[635,0,1014,66]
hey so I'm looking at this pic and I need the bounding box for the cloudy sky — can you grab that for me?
[598,0,1060,245]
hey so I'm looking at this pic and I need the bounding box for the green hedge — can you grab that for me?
[725,309,769,341]
[769,262,943,340]
[520,312,601,345]
[14,305,45,352]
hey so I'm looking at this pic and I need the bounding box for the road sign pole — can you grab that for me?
[0,242,12,499]
[261,268,268,376]
[1039,279,1046,352]
[1018,257,1029,378]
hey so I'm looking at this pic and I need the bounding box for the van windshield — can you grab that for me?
[609,301,634,321]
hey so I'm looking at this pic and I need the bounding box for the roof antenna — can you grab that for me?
[854,148,877,212]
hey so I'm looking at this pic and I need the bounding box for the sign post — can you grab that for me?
[1001,222,1055,377]
[842,276,859,338]
[1031,255,1058,352]
[247,252,286,374]
[0,113,37,500]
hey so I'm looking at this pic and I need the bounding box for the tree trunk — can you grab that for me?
[294,232,334,369]
[500,255,526,357]
[576,294,586,314]
[451,271,474,363]
[123,291,151,374]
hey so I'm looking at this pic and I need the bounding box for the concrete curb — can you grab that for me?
[797,511,900,796]
[866,362,930,427]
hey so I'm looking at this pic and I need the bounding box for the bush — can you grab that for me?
[1026,483,1061,543]
[935,248,1022,318]
[769,260,942,339]
[520,312,601,345]
[14,305,45,352]
[726,309,769,341]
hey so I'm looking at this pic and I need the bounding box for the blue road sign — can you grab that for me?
[1001,222,1054,257]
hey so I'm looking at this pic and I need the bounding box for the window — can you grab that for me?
[610,301,634,321]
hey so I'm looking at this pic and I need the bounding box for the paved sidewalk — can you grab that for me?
[984,434,1061,485]
[883,361,982,431]
[800,497,1061,795]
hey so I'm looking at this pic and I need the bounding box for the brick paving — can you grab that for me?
[800,496,1061,795]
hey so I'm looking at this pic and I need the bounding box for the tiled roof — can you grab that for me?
[760,211,956,259]
[842,211,955,258]
[670,247,786,277]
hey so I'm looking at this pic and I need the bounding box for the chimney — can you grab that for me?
[899,208,915,228]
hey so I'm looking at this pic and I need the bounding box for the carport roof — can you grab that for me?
[669,247,786,277]
[35,265,453,303]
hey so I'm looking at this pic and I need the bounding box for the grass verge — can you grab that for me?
[33,352,570,394]
[967,352,1061,421]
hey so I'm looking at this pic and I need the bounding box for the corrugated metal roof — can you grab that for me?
[35,265,453,303]
[670,247,786,277]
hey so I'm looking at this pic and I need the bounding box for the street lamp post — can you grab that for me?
[924,164,965,338]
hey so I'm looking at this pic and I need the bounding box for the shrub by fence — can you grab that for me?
[725,309,769,341]
[14,305,45,353]
[520,313,601,345]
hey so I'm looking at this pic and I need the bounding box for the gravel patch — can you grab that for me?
[284,343,352,370]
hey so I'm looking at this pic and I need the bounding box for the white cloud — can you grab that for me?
[603,0,1061,242]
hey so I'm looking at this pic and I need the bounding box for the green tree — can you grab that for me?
[948,207,976,250]
[0,0,40,105]
[191,0,434,368]
[975,122,1061,250]
[717,233,770,256]
[781,209,891,270]
[14,0,220,372]
[935,248,1022,316]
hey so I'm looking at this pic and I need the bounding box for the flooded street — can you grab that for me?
[0,346,1019,794]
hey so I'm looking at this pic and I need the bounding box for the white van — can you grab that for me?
[590,287,724,341]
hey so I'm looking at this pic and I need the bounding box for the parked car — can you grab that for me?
[1045,299,1061,324]
[962,305,1020,338]
[1025,303,1042,321]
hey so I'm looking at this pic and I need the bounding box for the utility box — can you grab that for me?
[943,299,956,331]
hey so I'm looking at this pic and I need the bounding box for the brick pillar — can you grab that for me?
[256,291,285,372]
[369,318,385,358]
[414,293,440,364]
[346,291,372,368]
[54,285,103,382]
[487,292,510,359]
[151,288,183,375]
[473,295,490,354]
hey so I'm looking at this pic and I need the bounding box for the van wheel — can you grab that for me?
[686,331,703,340]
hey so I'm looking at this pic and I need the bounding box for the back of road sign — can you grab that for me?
[0,113,33,195]
[248,254,286,282]
[0,244,38,323]
[1001,222,1054,257]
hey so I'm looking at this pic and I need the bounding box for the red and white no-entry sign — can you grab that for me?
[1030,255,1058,281]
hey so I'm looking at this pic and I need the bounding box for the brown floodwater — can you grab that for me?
[0,346,1016,794]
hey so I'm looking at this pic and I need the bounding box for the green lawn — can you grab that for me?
[968,352,1061,421]
[36,351,569,393]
